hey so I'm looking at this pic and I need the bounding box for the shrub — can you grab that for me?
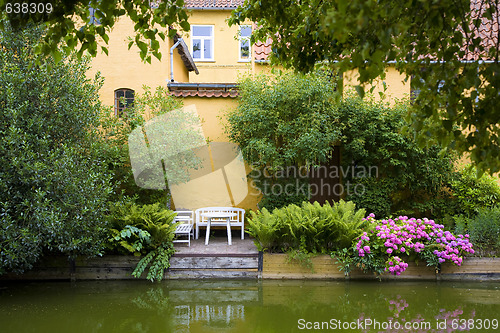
[105,202,178,281]
[247,200,368,254]
[0,23,113,274]
[335,215,475,276]
[226,71,340,209]
[227,71,456,215]
[454,207,500,255]
[450,165,500,217]
[98,85,200,207]
[339,94,457,220]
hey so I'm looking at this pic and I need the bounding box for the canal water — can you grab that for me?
[0,280,499,332]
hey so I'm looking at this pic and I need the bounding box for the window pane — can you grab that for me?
[125,90,134,99]
[192,39,201,58]
[116,90,124,98]
[193,26,212,37]
[240,40,249,59]
[240,26,252,37]
[204,39,211,59]
[89,7,101,25]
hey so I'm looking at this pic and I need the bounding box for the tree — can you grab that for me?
[0,23,113,274]
[0,0,190,63]
[229,0,500,174]
[226,71,340,209]
[98,85,204,207]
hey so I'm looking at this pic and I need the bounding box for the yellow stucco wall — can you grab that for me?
[183,96,236,142]
[184,10,253,83]
[180,96,260,210]
[87,17,189,107]
[343,66,410,103]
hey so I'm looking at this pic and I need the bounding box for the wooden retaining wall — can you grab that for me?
[2,254,500,281]
[0,253,260,281]
[263,254,500,281]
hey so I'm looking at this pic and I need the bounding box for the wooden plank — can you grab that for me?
[5,254,499,281]
[263,254,344,279]
[439,273,500,282]
[74,267,136,280]
[263,272,345,280]
[77,257,141,268]
[169,256,258,269]
[441,258,500,274]
[0,268,71,280]
[166,269,258,279]
[173,253,258,258]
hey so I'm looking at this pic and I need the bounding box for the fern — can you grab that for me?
[107,202,178,281]
[247,199,368,258]
[132,243,175,282]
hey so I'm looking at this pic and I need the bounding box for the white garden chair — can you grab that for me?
[173,210,194,247]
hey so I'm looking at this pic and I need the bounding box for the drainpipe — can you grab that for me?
[170,39,182,82]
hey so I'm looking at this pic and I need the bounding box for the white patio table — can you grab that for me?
[200,212,237,246]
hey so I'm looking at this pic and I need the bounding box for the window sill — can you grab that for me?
[194,60,216,63]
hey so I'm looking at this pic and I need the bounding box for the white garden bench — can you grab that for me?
[195,207,246,244]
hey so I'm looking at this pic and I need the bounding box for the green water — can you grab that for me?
[0,280,499,332]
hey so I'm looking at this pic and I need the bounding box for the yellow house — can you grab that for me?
[88,0,412,210]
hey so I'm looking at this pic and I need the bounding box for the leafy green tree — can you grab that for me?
[0,0,190,63]
[98,85,203,207]
[338,93,457,219]
[225,71,340,209]
[229,0,500,174]
[0,23,113,274]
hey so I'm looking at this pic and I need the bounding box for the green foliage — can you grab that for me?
[225,71,340,209]
[229,0,500,174]
[339,93,457,219]
[132,243,176,282]
[105,202,178,281]
[454,207,500,255]
[107,225,151,255]
[229,71,457,217]
[227,71,339,170]
[247,200,367,255]
[256,177,310,211]
[106,202,178,248]
[98,85,188,206]
[0,1,190,64]
[0,23,113,274]
[450,165,500,217]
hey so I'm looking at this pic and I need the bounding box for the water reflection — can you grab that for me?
[0,280,499,332]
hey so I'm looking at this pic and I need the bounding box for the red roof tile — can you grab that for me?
[184,0,244,9]
[169,89,238,97]
[466,0,499,61]
[167,83,239,98]
[254,38,272,61]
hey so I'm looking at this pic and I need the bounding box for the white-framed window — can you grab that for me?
[191,25,214,61]
[239,25,252,61]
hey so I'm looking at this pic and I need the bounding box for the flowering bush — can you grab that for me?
[338,214,475,276]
